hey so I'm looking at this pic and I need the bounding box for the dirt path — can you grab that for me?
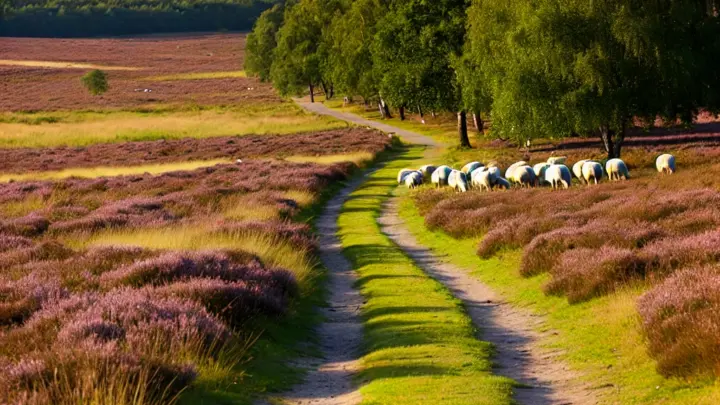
[258,170,371,405]
[378,197,596,405]
[275,100,594,404]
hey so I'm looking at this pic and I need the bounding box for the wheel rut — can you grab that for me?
[378,196,596,405]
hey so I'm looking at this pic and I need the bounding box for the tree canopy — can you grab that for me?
[247,0,720,154]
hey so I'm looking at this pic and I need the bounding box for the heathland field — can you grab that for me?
[0,33,397,405]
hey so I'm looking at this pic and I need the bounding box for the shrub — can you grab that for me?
[638,266,720,378]
[545,246,643,303]
[80,69,109,96]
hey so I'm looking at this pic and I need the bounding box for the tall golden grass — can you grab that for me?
[0,160,230,183]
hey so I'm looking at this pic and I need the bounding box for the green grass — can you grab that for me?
[337,145,515,404]
[397,194,720,405]
[0,103,346,148]
[0,159,230,183]
[147,71,248,81]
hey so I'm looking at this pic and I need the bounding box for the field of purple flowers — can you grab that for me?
[413,154,720,379]
[0,133,382,403]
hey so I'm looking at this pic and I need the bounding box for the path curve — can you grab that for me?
[274,100,594,404]
[297,100,439,147]
[379,198,596,405]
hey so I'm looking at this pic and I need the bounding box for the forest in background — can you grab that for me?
[0,0,279,37]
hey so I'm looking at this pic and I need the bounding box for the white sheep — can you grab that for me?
[397,169,414,184]
[547,156,567,165]
[572,160,588,184]
[545,164,572,190]
[656,154,676,174]
[533,163,551,186]
[461,162,484,176]
[505,161,528,183]
[448,170,469,192]
[405,171,423,189]
[471,169,494,191]
[419,165,437,179]
[431,165,453,188]
[582,161,604,185]
[486,167,501,184]
[513,165,537,188]
[606,158,629,181]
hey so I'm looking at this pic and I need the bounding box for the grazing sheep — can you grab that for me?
[656,154,676,174]
[461,162,484,176]
[606,158,629,181]
[471,169,494,191]
[572,160,588,184]
[486,167,501,184]
[397,169,414,184]
[431,165,453,188]
[547,156,567,165]
[513,166,537,188]
[448,170,469,192]
[419,165,437,179]
[545,164,572,190]
[505,161,528,183]
[405,171,423,189]
[495,177,511,190]
[533,163,551,186]
[582,161,604,185]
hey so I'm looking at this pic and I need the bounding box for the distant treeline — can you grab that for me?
[0,0,280,37]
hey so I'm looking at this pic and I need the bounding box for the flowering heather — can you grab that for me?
[545,246,643,303]
[155,278,287,325]
[0,128,391,173]
[0,214,50,237]
[0,276,69,326]
[416,174,720,301]
[637,266,720,378]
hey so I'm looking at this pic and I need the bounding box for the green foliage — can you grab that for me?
[324,0,386,102]
[464,0,720,157]
[81,69,109,96]
[371,0,467,113]
[269,0,344,97]
[245,4,285,82]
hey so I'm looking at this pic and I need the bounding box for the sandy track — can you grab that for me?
[378,197,597,405]
[268,100,595,404]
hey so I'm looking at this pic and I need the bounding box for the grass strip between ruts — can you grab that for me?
[338,145,516,404]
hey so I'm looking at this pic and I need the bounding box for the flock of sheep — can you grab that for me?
[398,153,677,192]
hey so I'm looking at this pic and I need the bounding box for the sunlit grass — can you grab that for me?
[0,59,139,71]
[337,146,515,404]
[284,152,374,166]
[147,71,247,81]
[0,106,346,148]
[0,160,230,183]
[77,224,316,287]
[0,194,44,218]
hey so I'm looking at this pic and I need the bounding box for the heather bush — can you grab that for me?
[638,230,720,275]
[545,246,644,303]
[638,266,720,378]
[213,220,317,253]
[155,278,287,325]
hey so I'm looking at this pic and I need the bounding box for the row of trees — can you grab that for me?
[246,0,720,158]
[0,0,279,37]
